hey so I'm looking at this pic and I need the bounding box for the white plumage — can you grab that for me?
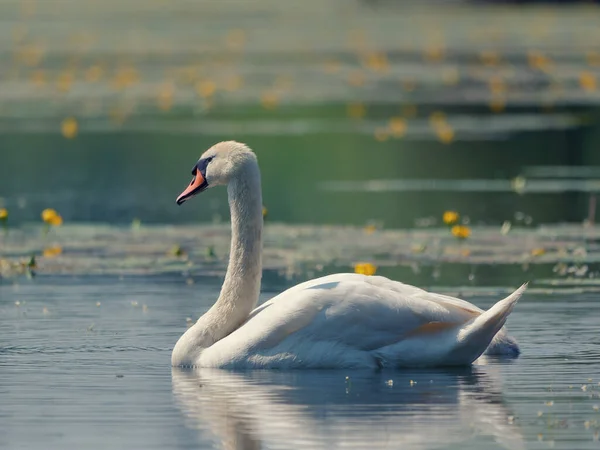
[172,141,524,369]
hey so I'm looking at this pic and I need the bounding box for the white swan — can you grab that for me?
[172,141,525,369]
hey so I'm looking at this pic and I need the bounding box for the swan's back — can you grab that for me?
[197,274,523,369]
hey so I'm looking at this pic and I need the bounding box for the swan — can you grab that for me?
[172,141,525,369]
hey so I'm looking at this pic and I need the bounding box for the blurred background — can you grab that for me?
[2,0,600,287]
[1,0,599,228]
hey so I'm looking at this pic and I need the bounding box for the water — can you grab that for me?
[1,277,599,449]
[2,0,600,448]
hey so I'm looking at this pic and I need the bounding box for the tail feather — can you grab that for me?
[373,283,527,368]
[455,283,527,363]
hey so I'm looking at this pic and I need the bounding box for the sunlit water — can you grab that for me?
[1,276,599,449]
[1,1,600,447]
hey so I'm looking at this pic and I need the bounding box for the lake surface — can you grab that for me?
[2,0,600,448]
[1,276,600,450]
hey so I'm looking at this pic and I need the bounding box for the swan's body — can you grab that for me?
[172,141,524,369]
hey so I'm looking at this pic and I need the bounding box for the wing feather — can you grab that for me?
[230,274,479,354]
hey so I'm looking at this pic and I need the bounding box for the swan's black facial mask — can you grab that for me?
[176,158,211,205]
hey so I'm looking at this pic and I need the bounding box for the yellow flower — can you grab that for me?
[43,246,63,258]
[363,224,377,235]
[56,71,74,93]
[488,76,506,94]
[49,215,63,226]
[580,71,597,92]
[451,225,471,240]
[354,262,377,276]
[260,91,279,110]
[0,208,7,220]
[489,96,506,113]
[436,124,455,144]
[347,102,366,119]
[157,83,174,111]
[443,211,459,225]
[388,117,407,138]
[347,71,365,87]
[262,206,268,219]
[528,51,552,72]
[362,52,389,73]
[531,248,546,257]
[42,208,57,222]
[41,208,63,226]
[61,117,78,139]
[195,80,216,98]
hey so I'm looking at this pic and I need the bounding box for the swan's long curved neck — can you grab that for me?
[172,158,263,366]
[200,162,263,344]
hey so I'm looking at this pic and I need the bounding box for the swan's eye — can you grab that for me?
[206,157,214,163]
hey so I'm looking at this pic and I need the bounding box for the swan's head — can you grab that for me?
[176,141,257,205]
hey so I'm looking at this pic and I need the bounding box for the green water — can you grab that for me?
[1,127,599,229]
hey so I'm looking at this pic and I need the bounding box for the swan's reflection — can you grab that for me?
[172,363,523,450]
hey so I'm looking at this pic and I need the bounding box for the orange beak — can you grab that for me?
[176,170,207,205]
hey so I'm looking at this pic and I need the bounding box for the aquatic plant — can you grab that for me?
[169,245,186,258]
